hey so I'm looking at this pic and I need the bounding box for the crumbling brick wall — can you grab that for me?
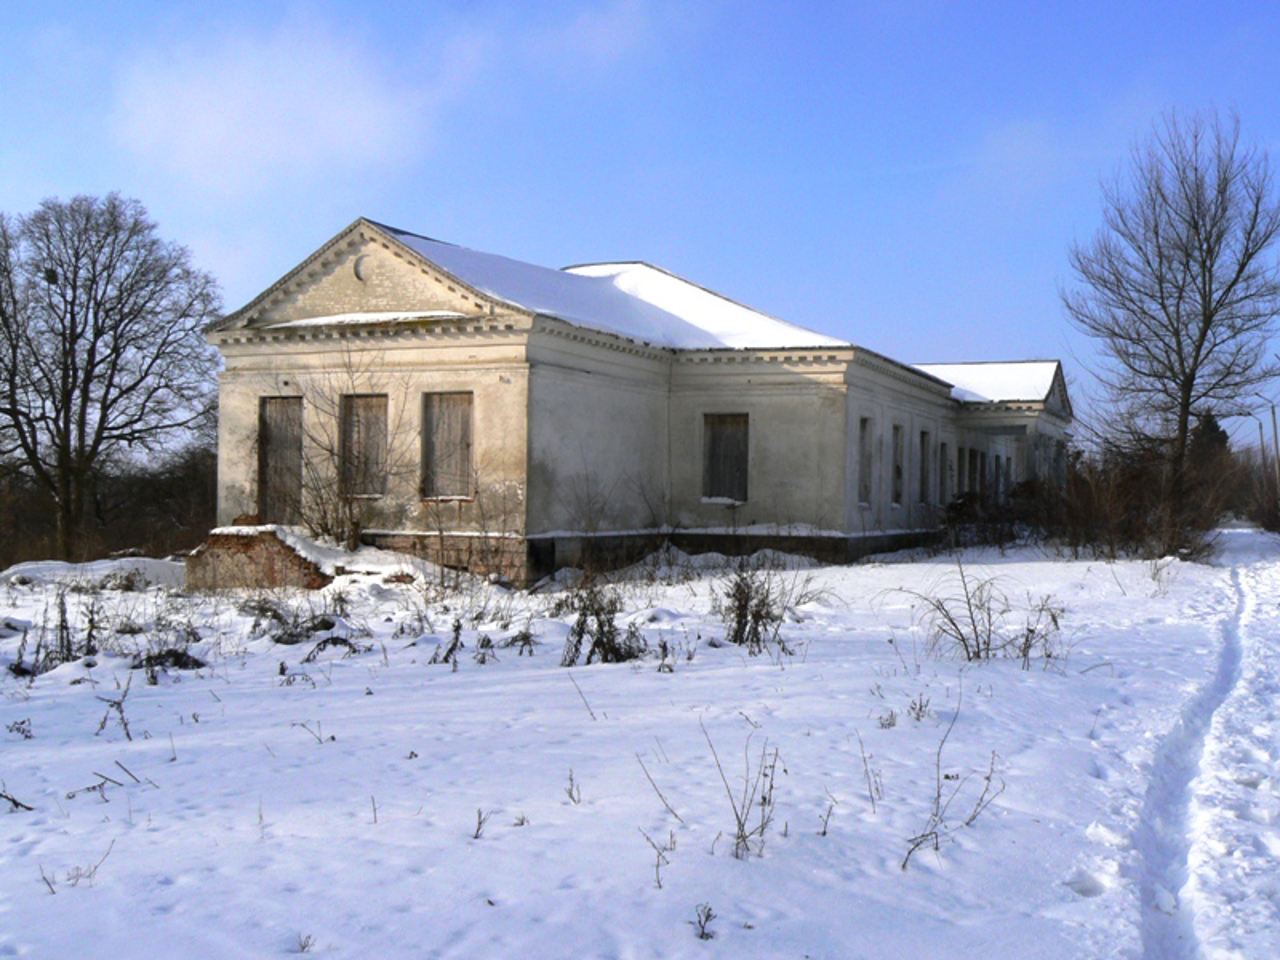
[186,530,332,591]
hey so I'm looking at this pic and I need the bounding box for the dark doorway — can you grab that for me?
[258,397,302,523]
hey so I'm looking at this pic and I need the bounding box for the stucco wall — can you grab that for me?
[525,327,670,535]
[214,326,530,535]
[667,355,849,533]
[844,358,954,534]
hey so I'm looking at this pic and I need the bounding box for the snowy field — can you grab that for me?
[1,530,1277,959]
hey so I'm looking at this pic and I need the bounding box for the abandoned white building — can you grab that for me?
[194,218,1071,585]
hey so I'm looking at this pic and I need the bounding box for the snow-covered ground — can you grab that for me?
[1,531,1277,958]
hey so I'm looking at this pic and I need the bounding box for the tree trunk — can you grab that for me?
[1164,386,1195,554]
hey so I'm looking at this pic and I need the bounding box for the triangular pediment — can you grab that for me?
[1045,363,1073,419]
[212,220,523,332]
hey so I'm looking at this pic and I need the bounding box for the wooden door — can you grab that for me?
[422,392,473,497]
[702,413,748,501]
[258,397,302,523]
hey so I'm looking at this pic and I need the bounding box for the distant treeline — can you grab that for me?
[0,442,216,569]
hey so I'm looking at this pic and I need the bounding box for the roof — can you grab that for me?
[377,223,849,351]
[912,361,1061,404]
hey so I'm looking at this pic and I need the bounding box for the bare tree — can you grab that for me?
[290,349,416,550]
[0,195,220,558]
[1064,110,1280,548]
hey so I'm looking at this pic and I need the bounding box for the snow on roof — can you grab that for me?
[912,361,1060,403]
[563,262,848,350]
[377,223,848,351]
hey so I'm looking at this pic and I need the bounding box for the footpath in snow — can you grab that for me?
[1177,530,1280,959]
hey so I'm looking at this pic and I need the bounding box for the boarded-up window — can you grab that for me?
[422,392,473,498]
[918,430,931,504]
[258,397,302,523]
[939,442,950,503]
[340,394,387,496]
[891,425,904,506]
[703,413,748,501]
[858,417,873,504]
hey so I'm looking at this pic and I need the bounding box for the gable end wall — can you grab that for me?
[243,233,509,326]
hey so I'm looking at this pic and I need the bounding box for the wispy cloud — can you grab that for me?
[97,2,681,305]
[108,17,478,202]
[105,3,662,204]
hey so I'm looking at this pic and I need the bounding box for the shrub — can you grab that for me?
[587,621,647,664]
[301,637,370,663]
[503,628,537,656]
[560,582,644,666]
[721,567,782,655]
[429,619,465,666]
[702,720,783,859]
[904,559,1065,666]
[10,589,99,678]
[718,563,804,657]
[1025,440,1237,560]
[134,647,207,684]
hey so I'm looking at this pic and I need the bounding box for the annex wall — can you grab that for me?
[524,325,670,539]
[843,354,957,535]
[667,353,849,534]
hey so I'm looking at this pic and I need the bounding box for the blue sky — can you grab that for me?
[5,1,1280,410]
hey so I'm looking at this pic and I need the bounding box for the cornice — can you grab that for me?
[530,316,675,362]
[531,318,860,368]
[212,316,528,347]
[675,348,851,367]
[852,348,954,395]
[954,401,1073,429]
[956,400,1047,414]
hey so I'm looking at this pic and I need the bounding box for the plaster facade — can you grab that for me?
[204,219,1072,583]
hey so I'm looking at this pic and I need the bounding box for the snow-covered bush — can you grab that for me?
[905,561,1065,665]
[559,582,646,665]
[720,567,783,655]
